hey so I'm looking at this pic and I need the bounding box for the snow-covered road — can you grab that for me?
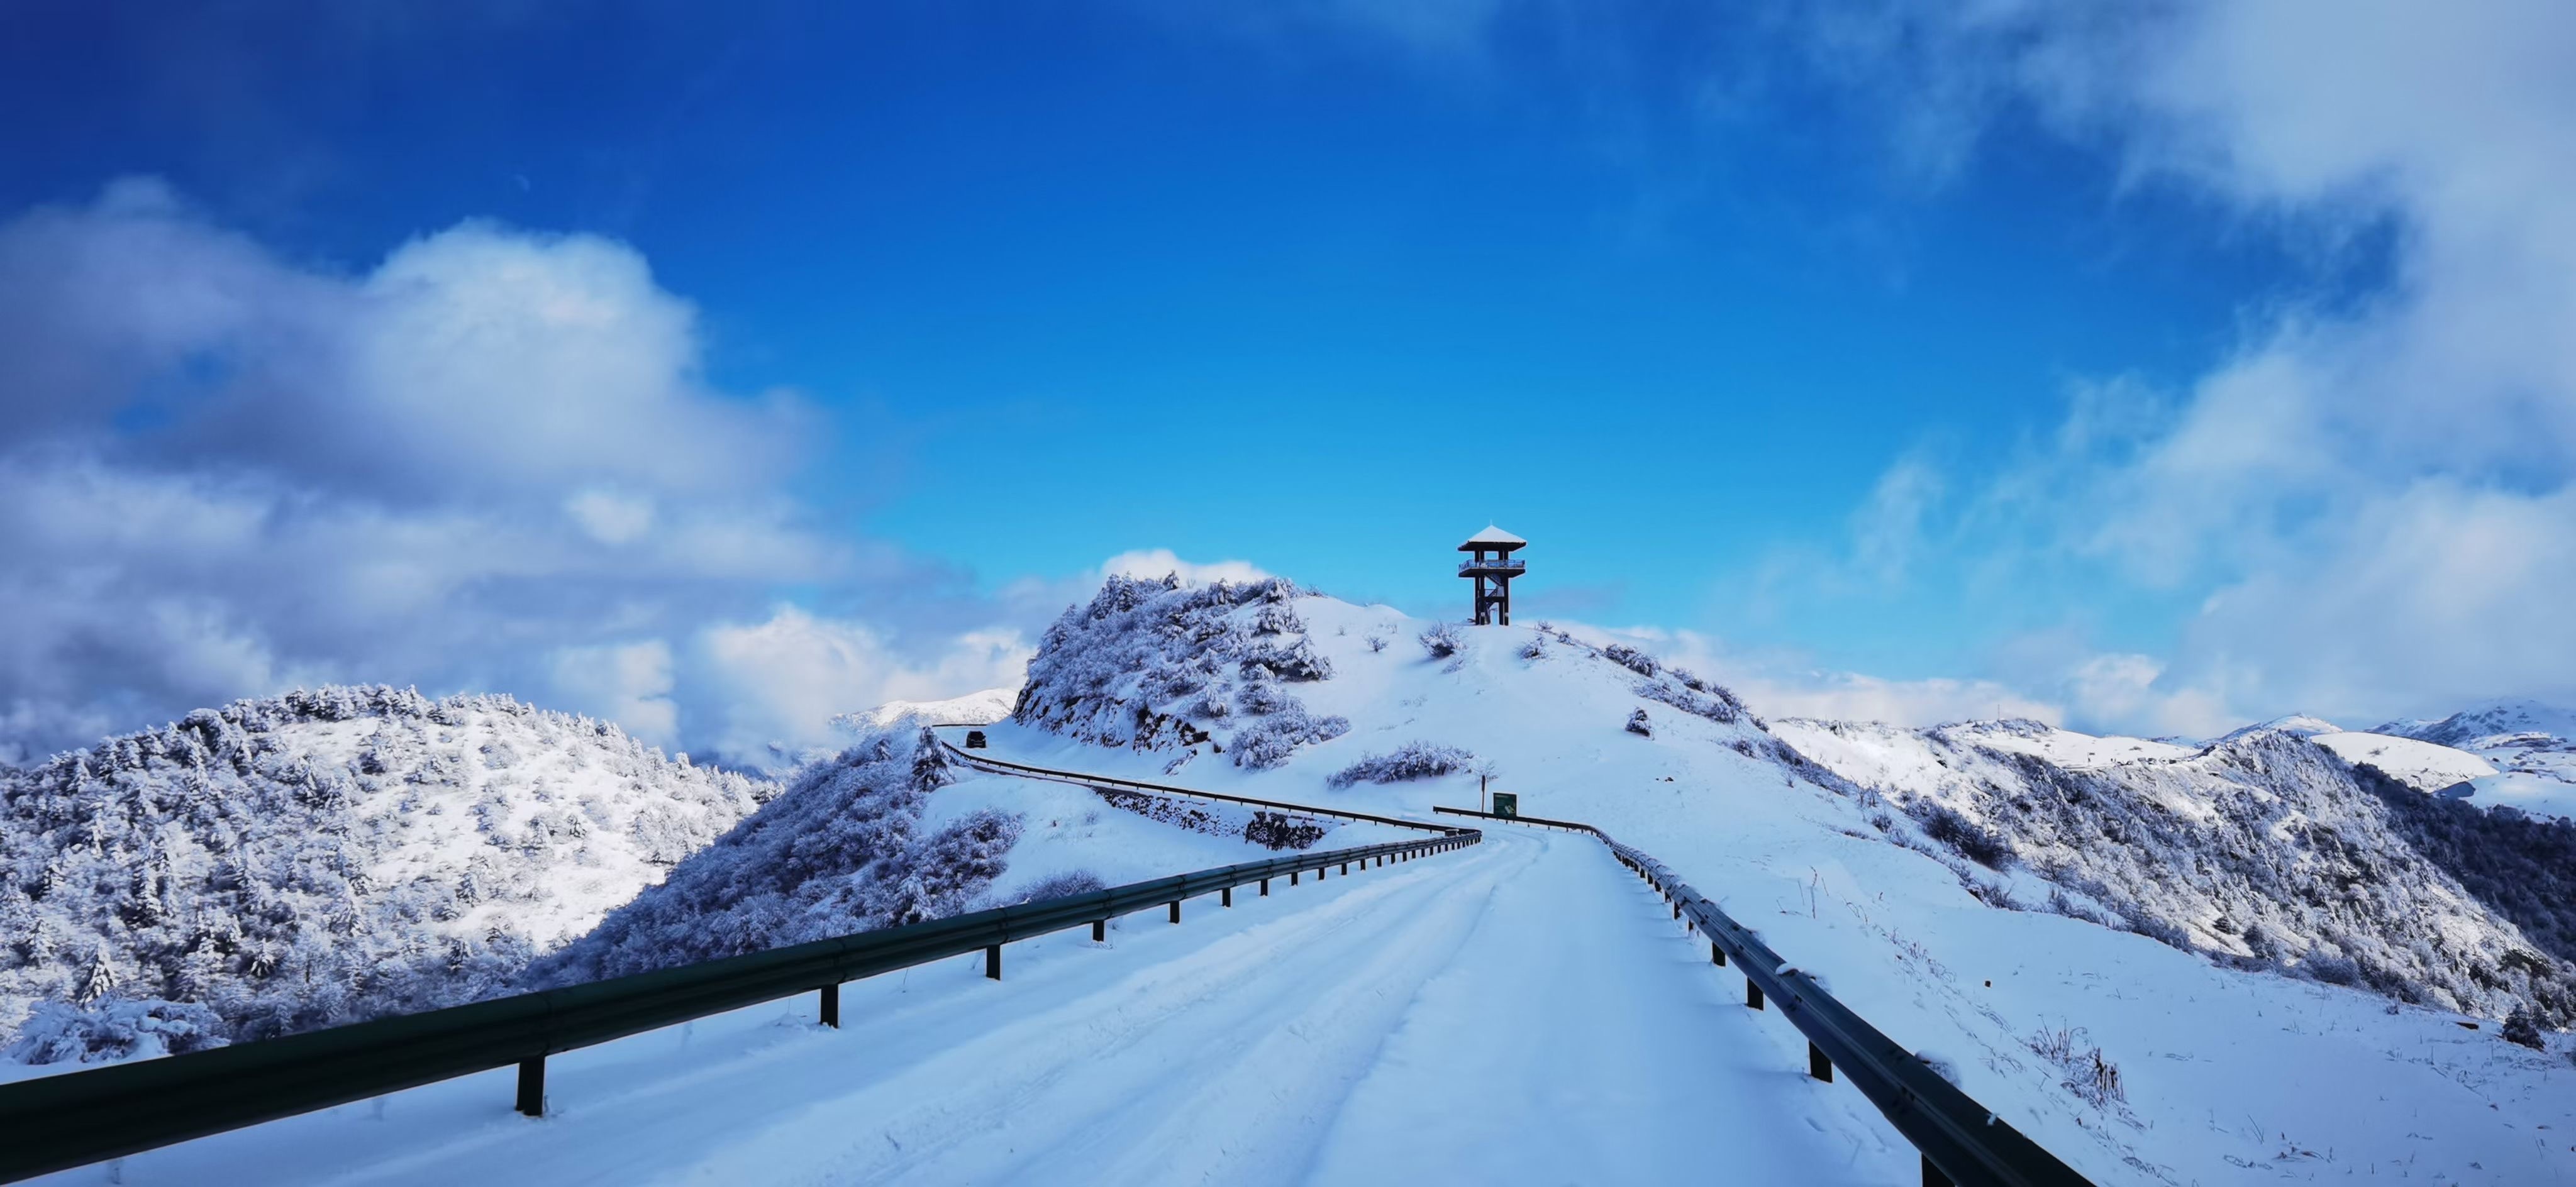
[48,827,1913,1186]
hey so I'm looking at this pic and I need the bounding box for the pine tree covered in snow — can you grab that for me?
[0,685,770,1059]
[533,727,1022,983]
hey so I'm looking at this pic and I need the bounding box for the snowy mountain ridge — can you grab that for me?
[0,685,771,1062]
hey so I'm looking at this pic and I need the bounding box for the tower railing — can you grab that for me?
[1457,558,1526,573]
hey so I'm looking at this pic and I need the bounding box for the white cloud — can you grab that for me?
[0,182,1041,761]
[564,488,658,545]
[1796,0,2576,730]
[1560,622,2061,728]
[549,640,680,747]
[1099,548,1273,586]
[698,607,1033,761]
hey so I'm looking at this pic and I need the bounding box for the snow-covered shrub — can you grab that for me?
[1419,622,1462,658]
[1634,678,1745,726]
[1601,643,1658,677]
[1326,743,1480,790]
[2304,954,2362,986]
[1245,812,1327,851]
[880,810,1023,927]
[8,997,227,1064]
[1626,709,1653,737]
[1517,636,1546,660]
[1237,680,1292,716]
[2502,1007,2546,1051]
[1016,871,1109,903]
[1364,632,1389,654]
[1909,802,2014,869]
[1231,708,1350,770]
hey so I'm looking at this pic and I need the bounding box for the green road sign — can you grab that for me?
[1491,792,1518,818]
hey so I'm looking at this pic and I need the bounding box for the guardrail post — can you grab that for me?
[1922,1155,1954,1187]
[1748,981,1765,1010]
[1260,878,1270,895]
[1341,861,1350,875]
[515,1057,545,1117]
[1291,870,1299,885]
[1672,901,1680,919]
[1092,920,1106,942]
[821,983,840,1027]
[1809,1042,1833,1082]
[1711,942,1726,966]
[985,944,1002,980]
[1222,886,1233,908]
[1169,901,1181,924]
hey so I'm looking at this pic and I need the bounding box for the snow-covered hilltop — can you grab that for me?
[833,687,1018,732]
[0,686,769,1062]
[974,576,2576,1184]
[2373,698,2576,821]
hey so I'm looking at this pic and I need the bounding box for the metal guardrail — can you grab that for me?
[942,740,1474,837]
[0,827,1477,1183]
[1433,806,2091,1187]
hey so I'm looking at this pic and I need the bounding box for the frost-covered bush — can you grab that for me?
[1909,802,2014,869]
[7,997,228,1064]
[1245,812,1327,850]
[1517,636,1546,661]
[1418,622,1462,658]
[1625,708,1653,737]
[1326,743,1480,790]
[1017,871,1109,902]
[1231,708,1351,771]
[534,727,1020,984]
[1601,643,1658,677]
[1237,680,1292,716]
[2502,1007,2546,1051]
[0,685,769,1051]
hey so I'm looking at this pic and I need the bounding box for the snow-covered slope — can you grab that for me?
[2310,730,2496,793]
[2375,698,2576,822]
[2214,712,2342,741]
[1772,718,2571,1024]
[0,687,770,1061]
[535,719,1407,986]
[971,576,2576,1186]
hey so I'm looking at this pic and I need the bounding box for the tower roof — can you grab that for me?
[1457,524,1527,551]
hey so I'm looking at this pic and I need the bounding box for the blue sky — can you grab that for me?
[3,1,2568,758]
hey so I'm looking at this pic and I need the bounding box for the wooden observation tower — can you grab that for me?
[1458,525,1528,626]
